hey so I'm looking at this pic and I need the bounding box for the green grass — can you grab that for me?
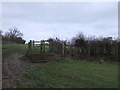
[2,44,118,88]
[2,44,27,56]
[19,58,118,88]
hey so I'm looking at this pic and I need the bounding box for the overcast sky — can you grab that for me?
[2,2,118,42]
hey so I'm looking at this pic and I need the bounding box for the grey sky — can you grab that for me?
[2,2,118,42]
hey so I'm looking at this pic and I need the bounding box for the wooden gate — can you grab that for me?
[27,40,49,63]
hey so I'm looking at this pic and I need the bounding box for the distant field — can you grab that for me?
[17,58,118,88]
[2,44,27,57]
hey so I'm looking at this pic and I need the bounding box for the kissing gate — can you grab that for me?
[27,40,65,63]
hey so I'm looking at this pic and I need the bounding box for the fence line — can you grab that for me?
[27,39,119,61]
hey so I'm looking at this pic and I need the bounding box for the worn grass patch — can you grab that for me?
[20,58,118,88]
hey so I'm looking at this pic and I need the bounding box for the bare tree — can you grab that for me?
[5,27,23,38]
[3,27,25,44]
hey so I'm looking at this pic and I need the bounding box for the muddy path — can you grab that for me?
[2,53,46,88]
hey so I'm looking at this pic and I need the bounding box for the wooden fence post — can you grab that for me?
[30,40,32,51]
[40,40,43,53]
[33,40,34,47]
[49,40,53,53]
[27,40,32,56]
[88,42,91,56]
[43,40,45,53]
[62,42,64,55]
[48,40,51,52]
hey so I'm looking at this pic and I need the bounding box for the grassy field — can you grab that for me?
[2,44,28,57]
[17,58,118,88]
[2,44,119,88]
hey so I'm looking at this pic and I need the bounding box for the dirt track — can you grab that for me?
[2,53,43,88]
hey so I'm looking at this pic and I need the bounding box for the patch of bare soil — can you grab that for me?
[2,53,47,88]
